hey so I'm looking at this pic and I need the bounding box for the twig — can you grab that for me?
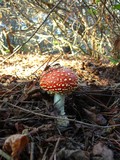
[7,102,120,129]
[49,138,60,160]
[42,147,49,160]
[30,142,34,160]
[0,149,13,160]
[54,154,56,160]
[0,0,63,64]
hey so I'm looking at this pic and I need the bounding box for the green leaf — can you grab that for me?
[95,0,100,3]
[5,49,10,53]
[109,57,120,65]
[53,40,59,45]
[88,8,98,16]
[112,4,120,10]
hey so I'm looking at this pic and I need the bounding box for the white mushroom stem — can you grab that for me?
[54,93,69,127]
[54,93,65,115]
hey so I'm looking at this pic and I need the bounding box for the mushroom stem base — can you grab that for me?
[56,116,69,128]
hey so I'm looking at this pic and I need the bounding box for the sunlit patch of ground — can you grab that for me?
[0,53,113,86]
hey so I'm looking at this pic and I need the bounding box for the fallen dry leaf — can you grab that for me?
[83,108,107,125]
[92,142,114,160]
[3,134,29,160]
[57,148,90,160]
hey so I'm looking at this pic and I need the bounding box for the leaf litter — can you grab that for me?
[0,53,120,160]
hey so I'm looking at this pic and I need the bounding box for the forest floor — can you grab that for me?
[0,53,120,160]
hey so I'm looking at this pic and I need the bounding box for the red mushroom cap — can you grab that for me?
[40,66,78,94]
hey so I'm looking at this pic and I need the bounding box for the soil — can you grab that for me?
[0,53,120,160]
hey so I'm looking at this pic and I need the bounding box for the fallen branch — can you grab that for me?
[7,102,120,129]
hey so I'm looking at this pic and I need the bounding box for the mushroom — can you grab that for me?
[40,66,78,128]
